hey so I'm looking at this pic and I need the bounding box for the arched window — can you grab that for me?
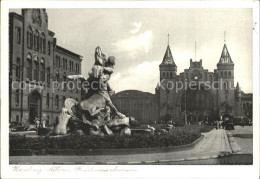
[228,71,231,77]
[56,71,60,82]
[16,27,21,44]
[16,58,20,79]
[47,67,50,86]
[26,54,32,80]
[27,26,33,48]
[224,71,227,77]
[46,93,49,107]
[55,95,59,108]
[223,81,229,92]
[63,72,66,81]
[63,58,66,70]
[210,75,213,83]
[223,82,227,90]
[39,34,42,52]
[63,72,67,91]
[33,56,39,81]
[56,56,61,68]
[170,72,173,78]
[42,33,46,53]
[220,71,223,77]
[48,41,51,55]
[62,96,66,107]
[15,89,19,106]
[40,58,45,82]
[34,30,39,51]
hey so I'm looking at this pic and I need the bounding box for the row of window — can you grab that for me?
[15,91,79,108]
[14,55,48,83]
[242,102,252,110]
[220,71,232,77]
[55,55,80,73]
[26,26,51,55]
[16,55,81,87]
[117,100,154,109]
[162,72,173,79]
[24,54,50,85]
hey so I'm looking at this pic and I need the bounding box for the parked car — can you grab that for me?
[9,124,26,132]
[224,119,234,130]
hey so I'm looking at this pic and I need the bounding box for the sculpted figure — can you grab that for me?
[55,108,71,135]
[54,46,131,136]
[79,46,125,119]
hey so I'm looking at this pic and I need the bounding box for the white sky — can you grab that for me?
[11,8,253,94]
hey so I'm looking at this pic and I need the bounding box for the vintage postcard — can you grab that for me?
[1,1,259,179]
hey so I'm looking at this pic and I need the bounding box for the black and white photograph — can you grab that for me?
[1,1,259,179]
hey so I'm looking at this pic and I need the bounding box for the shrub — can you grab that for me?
[9,125,211,150]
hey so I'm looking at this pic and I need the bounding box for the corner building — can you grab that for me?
[9,9,82,125]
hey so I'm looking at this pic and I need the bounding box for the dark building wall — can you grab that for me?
[158,44,252,124]
[9,9,83,125]
[112,90,159,124]
[9,13,24,123]
[241,93,253,119]
[52,45,82,121]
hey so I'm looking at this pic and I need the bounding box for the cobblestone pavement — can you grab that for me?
[226,126,253,154]
[229,126,253,136]
[10,129,232,165]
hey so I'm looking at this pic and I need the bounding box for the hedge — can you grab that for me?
[9,125,213,150]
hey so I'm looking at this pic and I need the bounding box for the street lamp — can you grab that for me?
[241,99,243,123]
[184,78,187,125]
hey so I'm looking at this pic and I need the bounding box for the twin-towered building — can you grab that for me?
[113,43,252,125]
[9,9,82,125]
[157,43,250,125]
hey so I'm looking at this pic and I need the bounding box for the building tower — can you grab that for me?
[158,35,178,123]
[217,43,235,116]
[159,45,177,80]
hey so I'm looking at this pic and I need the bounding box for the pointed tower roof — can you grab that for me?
[236,82,241,92]
[218,44,233,64]
[160,45,176,66]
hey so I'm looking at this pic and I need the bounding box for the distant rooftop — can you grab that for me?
[55,45,82,60]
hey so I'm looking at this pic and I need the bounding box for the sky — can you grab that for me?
[11,8,253,94]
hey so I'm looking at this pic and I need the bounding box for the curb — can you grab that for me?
[222,130,233,154]
[10,153,232,165]
[226,131,242,153]
[10,135,204,156]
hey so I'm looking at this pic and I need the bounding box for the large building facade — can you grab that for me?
[9,9,82,125]
[157,43,252,125]
[111,90,159,124]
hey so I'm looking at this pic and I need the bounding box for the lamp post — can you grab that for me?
[184,78,187,125]
[241,100,243,122]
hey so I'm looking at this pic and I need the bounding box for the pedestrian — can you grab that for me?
[42,118,46,128]
[215,121,219,130]
[241,118,245,127]
[35,117,40,128]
